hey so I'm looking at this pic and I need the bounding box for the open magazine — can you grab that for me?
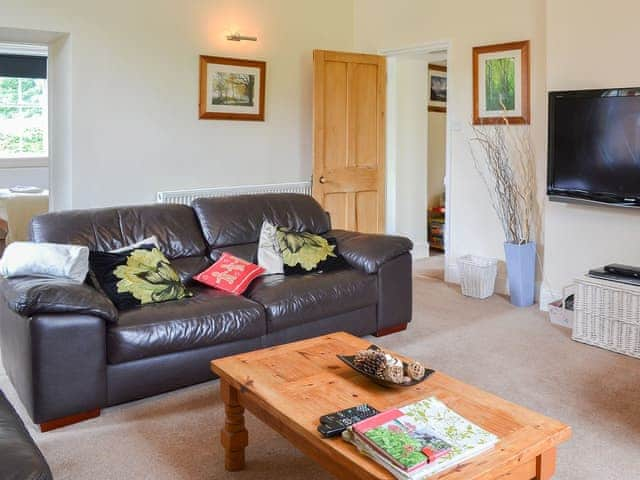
[343,397,498,480]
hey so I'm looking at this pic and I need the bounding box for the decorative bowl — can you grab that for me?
[337,345,434,388]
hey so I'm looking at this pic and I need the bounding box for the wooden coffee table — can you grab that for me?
[211,332,571,479]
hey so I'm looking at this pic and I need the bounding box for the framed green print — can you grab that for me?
[473,41,530,124]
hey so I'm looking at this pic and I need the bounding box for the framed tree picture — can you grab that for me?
[428,64,447,113]
[199,55,266,121]
[472,41,530,124]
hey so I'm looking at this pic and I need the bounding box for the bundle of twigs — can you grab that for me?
[470,118,538,245]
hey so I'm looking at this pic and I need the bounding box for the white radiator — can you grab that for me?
[156,181,312,205]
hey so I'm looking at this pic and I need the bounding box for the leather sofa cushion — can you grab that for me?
[169,256,212,283]
[327,230,413,274]
[0,276,118,323]
[209,244,259,263]
[245,268,377,333]
[107,287,266,364]
[0,390,53,480]
[30,204,207,260]
[192,194,331,252]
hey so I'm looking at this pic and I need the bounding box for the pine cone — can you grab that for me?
[354,350,387,378]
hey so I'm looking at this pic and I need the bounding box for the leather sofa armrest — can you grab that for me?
[327,230,413,274]
[0,276,118,324]
[0,390,52,480]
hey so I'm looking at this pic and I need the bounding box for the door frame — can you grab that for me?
[379,41,453,280]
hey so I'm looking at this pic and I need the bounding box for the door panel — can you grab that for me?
[324,61,348,170]
[356,191,378,233]
[350,63,378,168]
[313,50,385,233]
[324,192,351,231]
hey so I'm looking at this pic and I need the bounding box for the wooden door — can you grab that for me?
[313,50,386,233]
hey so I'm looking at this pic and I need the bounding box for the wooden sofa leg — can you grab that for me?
[40,408,101,432]
[373,323,407,337]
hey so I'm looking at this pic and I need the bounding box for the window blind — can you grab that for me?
[0,54,47,79]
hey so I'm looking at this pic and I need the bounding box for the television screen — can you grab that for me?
[548,88,640,206]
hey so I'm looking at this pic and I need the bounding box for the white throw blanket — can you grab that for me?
[0,242,89,283]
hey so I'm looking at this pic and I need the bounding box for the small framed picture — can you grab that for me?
[428,64,447,113]
[473,40,530,124]
[199,55,266,121]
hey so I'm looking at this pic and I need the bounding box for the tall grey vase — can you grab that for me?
[503,241,536,307]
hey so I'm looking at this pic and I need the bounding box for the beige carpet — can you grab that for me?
[2,260,640,479]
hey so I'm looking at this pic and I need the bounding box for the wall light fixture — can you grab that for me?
[226,32,257,42]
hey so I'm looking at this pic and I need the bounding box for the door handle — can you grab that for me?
[319,176,327,184]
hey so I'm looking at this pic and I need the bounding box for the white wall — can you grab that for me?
[6,0,634,299]
[1,0,355,209]
[355,0,547,292]
[47,33,72,210]
[542,0,640,300]
[427,111,446,209]
[357,0,638,302]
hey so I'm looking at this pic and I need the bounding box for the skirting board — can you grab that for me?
[539,284,562,312]
[412,242,429,260]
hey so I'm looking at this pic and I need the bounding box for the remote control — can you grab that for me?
[604,263,640,279]
[317,404,379,438]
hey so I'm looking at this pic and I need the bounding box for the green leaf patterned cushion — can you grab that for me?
[275,227,347,274]
[89,245,192,311]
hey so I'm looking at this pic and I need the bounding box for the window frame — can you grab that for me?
[0,43,49,167]
[0,156,48,168]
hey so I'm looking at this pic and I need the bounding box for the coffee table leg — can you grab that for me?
[536,447,557,479]
[220,379,248,471]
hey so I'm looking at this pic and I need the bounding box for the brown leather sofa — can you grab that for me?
[0,389,52,480]
[0,194,412,430]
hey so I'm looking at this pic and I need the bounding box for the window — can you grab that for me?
[0,49,48,160]
[0,77,48,157]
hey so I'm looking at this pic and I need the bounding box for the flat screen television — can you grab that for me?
[548,88,640,207]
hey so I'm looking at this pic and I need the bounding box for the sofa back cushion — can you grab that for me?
[192,193,331,261]
[30,204,207,260]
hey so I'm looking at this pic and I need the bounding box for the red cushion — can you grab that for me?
[194,252,265,295]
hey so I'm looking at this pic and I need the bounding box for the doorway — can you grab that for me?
[426,60,447,264]
[382,42,451,281]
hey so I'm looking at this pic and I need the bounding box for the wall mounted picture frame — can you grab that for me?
[472,40,530,124]
[199,55,266,121]
[428,64,447,113]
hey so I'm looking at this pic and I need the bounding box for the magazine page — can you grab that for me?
[347,432,495,480]
[352,408,452,471]
[346,396,498,479]
[398,397,498,461]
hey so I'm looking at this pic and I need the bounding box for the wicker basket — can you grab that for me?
[572,276,640,359]
[457,255,498,299]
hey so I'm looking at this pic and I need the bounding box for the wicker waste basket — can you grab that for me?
[457,255,498,299]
